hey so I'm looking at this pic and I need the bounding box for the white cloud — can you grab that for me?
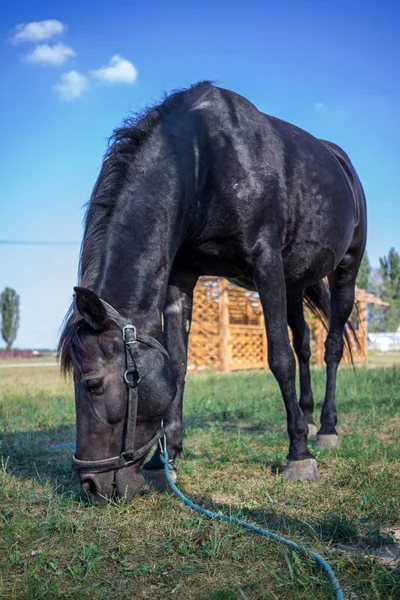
[13,19,65,44]
[25,43,75,65]
[54,70,89,101]
[314,102,325,110]
[91,55,138,85]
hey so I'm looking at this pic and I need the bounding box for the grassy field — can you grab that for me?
[1,349,399,368]
[0,355,57,365]
[0,361,399,599]
[366,350,400,369]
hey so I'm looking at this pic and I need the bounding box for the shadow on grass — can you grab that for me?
[1,424,78,493]
[178,493,361,546]
[1,421,281,499]
[173,491,400,579]
[183,411,274,432]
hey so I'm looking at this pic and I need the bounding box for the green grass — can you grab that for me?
[366,350,400,369]
[0,363,399,599]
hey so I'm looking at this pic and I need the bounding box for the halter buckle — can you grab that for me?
[122,324,137,344]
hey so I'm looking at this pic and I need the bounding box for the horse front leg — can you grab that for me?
[255,252,318,480]
[143,271,197,476]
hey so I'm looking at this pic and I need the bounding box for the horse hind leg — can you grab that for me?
[287,293,317,437]
[314,257,359,449]
[255,250,318,481]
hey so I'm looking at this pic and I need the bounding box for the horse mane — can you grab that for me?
[80,80,212,284]
[58,81,213,374]
[107,80,213,159]
[58,308,83,375]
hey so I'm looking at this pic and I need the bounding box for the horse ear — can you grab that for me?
[74,287,109,331]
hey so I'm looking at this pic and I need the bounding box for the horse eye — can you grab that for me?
[84,378,104,394]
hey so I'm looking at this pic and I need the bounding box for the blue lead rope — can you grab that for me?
[160,445,343,600]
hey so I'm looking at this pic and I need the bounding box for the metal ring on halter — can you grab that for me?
[124,369,141,387]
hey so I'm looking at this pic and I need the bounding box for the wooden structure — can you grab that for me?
[347,287,389,362]
[187,278,388,372]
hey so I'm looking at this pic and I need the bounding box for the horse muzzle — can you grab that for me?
[79,467,145,504]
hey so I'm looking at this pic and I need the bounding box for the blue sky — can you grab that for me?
[1,0,399,348]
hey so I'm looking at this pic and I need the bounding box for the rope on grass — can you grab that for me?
[160,449,344,600]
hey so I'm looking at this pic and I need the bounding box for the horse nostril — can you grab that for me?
[80,471,115,505]
[81,475,99,497]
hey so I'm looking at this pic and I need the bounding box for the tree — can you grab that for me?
[368,269,385,332]
[356,251,371,291]
[379,247,400,332]
[367,248,400,333]
[0,287,20,350]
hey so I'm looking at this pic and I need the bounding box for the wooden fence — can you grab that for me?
[187,277,387,372]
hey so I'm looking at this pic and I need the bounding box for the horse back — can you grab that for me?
[170,86,365,286]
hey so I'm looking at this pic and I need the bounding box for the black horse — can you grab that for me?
[59,82,366,503]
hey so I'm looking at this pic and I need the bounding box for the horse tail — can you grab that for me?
[304,281,360,365]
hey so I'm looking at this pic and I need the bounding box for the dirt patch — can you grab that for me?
[339,529,400,569]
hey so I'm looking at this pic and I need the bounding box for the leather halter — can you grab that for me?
[72,300,169,474]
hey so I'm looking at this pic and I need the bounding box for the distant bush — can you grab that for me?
[0,349,40,360]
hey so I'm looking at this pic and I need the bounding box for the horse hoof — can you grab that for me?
[314,434,340,449]
[142,468,177,491]
[283,458,318,481]
[308,424,317,437]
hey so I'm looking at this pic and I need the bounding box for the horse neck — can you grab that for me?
[80,155,183,339]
